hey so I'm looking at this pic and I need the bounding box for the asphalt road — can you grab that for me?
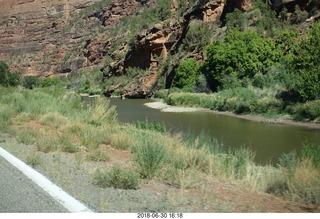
[0,155,68,213]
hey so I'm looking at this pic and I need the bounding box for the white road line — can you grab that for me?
[0,147,93,213]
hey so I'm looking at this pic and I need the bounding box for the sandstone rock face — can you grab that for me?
[203,1,225,22]
[119,20,184,98]
[0,0,101,76]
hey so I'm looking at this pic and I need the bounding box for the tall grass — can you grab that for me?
[132,132,167,179]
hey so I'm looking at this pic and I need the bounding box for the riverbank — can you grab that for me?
[145,100,320,130]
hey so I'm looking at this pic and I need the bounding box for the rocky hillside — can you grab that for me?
[0,0,319,97]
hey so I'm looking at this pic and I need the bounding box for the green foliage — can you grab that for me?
[203,30,283,91]
[225,9,247,31]
[288,22,320,101]
[278,150,299,174]
[125,67,146,79]
[173,58,199,92]
[135,120,166,133]
[184,131,225,155]
[132,136,167,179]
[253,0,285,36]
[93,166,139,190]
[181,21,211,53]
[26,153,42,167]
[40,77,62,87]
[293,100,320,121]
[87,149,110,162]
[22,76,39,89]
[0,61,20,87]
[167,87,282,114]
[0,104,13,129]
[302,142,320,167]
[16,128,40,145]
[68,67,104,95]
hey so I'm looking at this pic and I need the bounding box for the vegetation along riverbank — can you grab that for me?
[0,86,320,212]
[1,0,320,213]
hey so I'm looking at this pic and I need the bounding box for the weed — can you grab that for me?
[15,127,39,145]
[93,166,139,190]
[132,134,167,179]
[58,134,79,153]
[39,112,69,129]
[0,104,13,126]
[84,97,118,125]
[134,120,166,133]
[87,149,110,162]
[110,134,132,150]
[36,136,59,153]
[302,142,320,168]
[26,153,42,167]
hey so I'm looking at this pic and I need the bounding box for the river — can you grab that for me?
[107,98,320,165]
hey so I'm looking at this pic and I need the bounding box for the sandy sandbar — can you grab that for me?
[144,101,320,130]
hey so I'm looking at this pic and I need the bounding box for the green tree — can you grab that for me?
[172,58,199,92]
[290,22,320,101]
[202,30,283,91]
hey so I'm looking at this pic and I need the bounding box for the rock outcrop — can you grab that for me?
[0,0,319,98]
[0,0,101,76]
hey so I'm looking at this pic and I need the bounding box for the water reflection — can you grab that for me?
[109,98,320,165]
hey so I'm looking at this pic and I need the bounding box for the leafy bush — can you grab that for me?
[172,58,199,92]
[40,77,62,87]
[289,22,320,101]
[203,30,283,91]
[302,142,320,167]
[0,61,20,87]
[181,21,211,53]
[22,76,39,89]
[93,166,139,190]
[293,100,320,121]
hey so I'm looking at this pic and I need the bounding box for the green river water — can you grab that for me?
[107,98,320,165]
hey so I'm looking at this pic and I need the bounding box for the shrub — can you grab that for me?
[40,77,61,87]
[22,76,39,89]
[302,142,320,167]
[0,61,20,87]
[85,97,118,125]
[293,100,320,121]
[110,134,132,150]
[203,30,283,91]
[93,166,139,190]
[172,58,199,92]
[288,159,320,205]
[289,22,320,101]
[132,135,167,179]
[0,104,13,124]
[58,134,79,153]
[181,21,211,53]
